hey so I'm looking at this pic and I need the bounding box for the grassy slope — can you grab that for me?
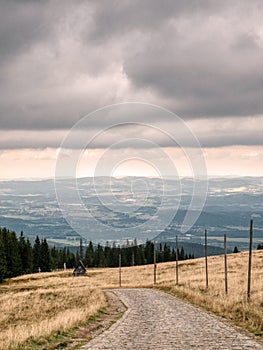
[0,250,262,349]
[0,273,107,350]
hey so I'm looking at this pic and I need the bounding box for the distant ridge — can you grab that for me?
[156,240,226,258]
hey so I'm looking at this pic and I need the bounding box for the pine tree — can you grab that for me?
[66,248,76,268]
[158,243,163,262]
[60,247,67,269]
[171,248,176,261]
[18,232,32,274]
[85,241,94,267]
[144,240,154,264]
[40,238,51,272]
[0,233,7,282]
[163,243,171,262]
[33,236,41,272]
[179,247,185,260]
[120,247,128,266]
[79,238,83,260]
[110,242,119,267]
[137,244,145,265]
[104,242,111,267]
[7,230,22,277]
[132,240,140,266]
[94,244,105,267]
[50,245,59,270]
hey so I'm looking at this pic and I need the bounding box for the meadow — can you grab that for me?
[0,250,262,349]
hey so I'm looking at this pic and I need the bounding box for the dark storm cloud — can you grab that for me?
[123,15,263,118]
[0,0,55,64]
[0,0,263,148]
[87,0,224,42]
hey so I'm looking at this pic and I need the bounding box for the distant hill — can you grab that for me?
[157,241,226,258]
[0,176,262,251]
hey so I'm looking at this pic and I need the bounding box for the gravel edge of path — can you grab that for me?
[61,290,127,349]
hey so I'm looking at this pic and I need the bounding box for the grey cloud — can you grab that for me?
[87,0,224,43]
[0,0,263,148]
[0,1,54,64]
[0,0,89,64]
[123,23,263,118]
[1,119,263,149]
[233,32,262,52]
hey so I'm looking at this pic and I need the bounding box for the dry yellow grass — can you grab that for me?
[0,250,262,349]
[0,272,107,350]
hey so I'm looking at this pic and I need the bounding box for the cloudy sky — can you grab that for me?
[1,0,263,179]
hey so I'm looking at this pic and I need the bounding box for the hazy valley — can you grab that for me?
[0,176,262,252]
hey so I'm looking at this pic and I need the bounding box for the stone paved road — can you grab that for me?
[82,288,263,350]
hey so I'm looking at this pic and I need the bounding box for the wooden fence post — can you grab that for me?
[154,240,157,285]
[176,235,179,285]
[247,219,253,302]
[205,229,208,289]
[119,253,122,287]
[224,234,228,295]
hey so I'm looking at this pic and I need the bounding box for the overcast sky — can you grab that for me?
[1,0,263,179]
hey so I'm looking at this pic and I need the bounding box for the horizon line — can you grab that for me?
[0,174,262,182]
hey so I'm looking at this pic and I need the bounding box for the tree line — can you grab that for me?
[82,239,193,268]
[0,227,76,282]
[0,227,194,282]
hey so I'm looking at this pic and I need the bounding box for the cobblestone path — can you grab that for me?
[82,288,263,350]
